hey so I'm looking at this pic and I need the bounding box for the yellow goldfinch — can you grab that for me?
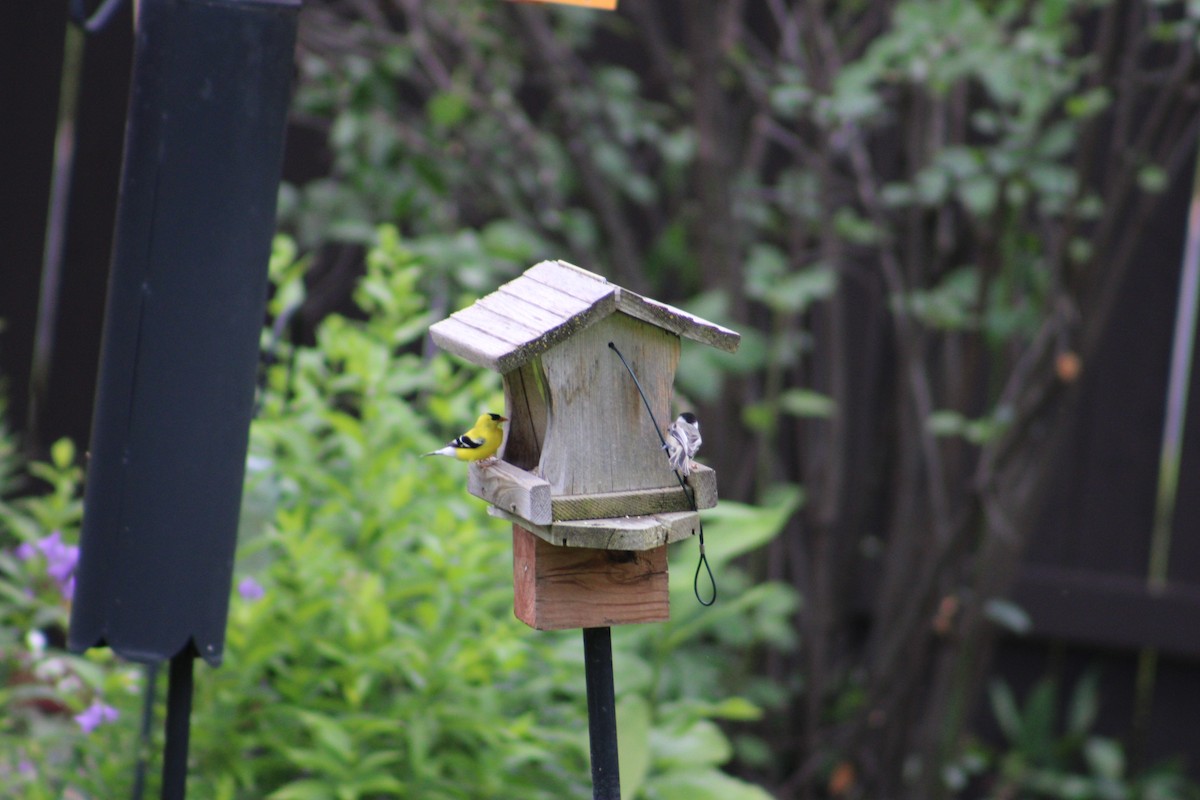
[664,412,702,476]
[422,413,508,463]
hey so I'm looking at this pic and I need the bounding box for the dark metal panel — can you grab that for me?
[69,0,299,666]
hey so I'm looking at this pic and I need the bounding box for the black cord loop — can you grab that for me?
[608,342,716,606]
[694,543,716,606]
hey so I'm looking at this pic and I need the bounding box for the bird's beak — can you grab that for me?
[499,416,509,422]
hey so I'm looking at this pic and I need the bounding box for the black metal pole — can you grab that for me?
[583,626,620,799]
[161,652,194,800]
[131,661,159,800]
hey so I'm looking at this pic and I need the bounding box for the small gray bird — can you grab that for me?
[664,412,702,476]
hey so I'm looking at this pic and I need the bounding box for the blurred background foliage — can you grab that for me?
[1,234,795,798]
[4,0,1200,797]
[267,1,1200,796]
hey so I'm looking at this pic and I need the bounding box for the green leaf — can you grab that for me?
[733,734,773,768]
[1037,120,1076,160]
[915,167,951,205]
[983,598,1031,635]
[1067,671,1100,737]
[269,779,338,800]
[927,410,970,438]
[617,694,652,798]
[926,408,1009,445]
[1066,86,1112,119]
[897,267,979,330]
[960,175,999,216]
[833,207,880,246]
[943,763,969,792]
[347,774,406,794]
[1085,737,1126,781]
[661,129,695,167]
[745,245,836,314]
[989,680,1022,742]
[708,697,764,721]
[646,768,776,800]
[697,488,802,570]
[50,438,75,470]
[1138,165,1168,194]
[1020,680,1058,759]
[826,64,884,123]
[741,402,776,434]
[769,84,812,118]
[1026,770,1094,799]
[676,299,767,402]
[779,389,835,419]
[651,719,731,769]
[426,90,469,128]
[774,266,837,315]
[296,710,355,764]
[880,182,915,208]
[481,220,541,263]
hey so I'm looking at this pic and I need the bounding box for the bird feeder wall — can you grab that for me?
[511,312,677,496]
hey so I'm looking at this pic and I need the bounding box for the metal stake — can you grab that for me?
[583,626,621,799]
[161,652,194,800]
[131,661,159,800]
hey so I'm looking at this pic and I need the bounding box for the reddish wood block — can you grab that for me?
[512,525,669,630]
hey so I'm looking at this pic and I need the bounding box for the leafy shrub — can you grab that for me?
[944,672,1200,800]
[0,436,145,799]
[0,228,796,798]
[187,229,793,799]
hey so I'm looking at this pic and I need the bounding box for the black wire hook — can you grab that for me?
[608,342,716,606]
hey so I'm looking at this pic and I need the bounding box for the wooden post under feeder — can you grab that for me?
[430,260,740,629]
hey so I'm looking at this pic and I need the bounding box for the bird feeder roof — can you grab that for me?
[429,260,740,373]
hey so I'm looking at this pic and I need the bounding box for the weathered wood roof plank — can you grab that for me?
[427,316,516,373]
[615,290,741,353]
[523,259,616,303]
[495,279,599,318]
[475,291,573,332]
[428,259,741,373]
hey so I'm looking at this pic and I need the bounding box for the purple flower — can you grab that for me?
[237,577,265,602]
[19,532,79,601]
[17,758,35,778]
[35,530,63,552]
[43,544,79,586]
[74,701,119,734]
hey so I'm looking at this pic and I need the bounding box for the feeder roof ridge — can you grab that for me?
[429,259,740,373]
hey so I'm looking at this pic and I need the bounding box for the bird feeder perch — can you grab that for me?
[429,260,740,630]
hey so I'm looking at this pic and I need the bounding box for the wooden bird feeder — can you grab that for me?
[430,260,740,630]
